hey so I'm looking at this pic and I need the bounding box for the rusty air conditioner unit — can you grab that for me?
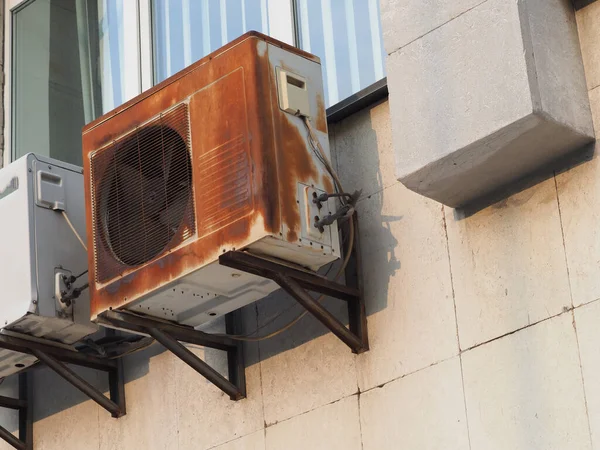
[85,32,368,401]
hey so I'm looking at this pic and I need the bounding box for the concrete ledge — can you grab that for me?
[387,0,595,207]
[402,112,592,207]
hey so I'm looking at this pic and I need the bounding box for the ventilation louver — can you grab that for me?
[90,104,195,283]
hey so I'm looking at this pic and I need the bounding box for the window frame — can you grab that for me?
[150,0,295,84]
[4,0,151,166]
[4,0,385,166]
[4,0,29,168]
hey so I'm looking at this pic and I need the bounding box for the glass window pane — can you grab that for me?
[12,0,141,165]
[152,0,287,84]
[297,0,386,107]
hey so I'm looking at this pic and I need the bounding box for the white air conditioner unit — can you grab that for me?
[0,154,97,377]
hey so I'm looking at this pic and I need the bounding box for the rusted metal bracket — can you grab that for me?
[97,309,246,401]
[219,214,369,354]
[31,349,125,418]
[0,333,126,450]
[0,372,32,450]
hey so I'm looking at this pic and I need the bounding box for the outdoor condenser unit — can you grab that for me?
[0,154,97,377]
[83,32,340,328]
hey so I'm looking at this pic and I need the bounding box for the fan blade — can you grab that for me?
[142,177,167,216]
[159,189,189,229]
[116,164,145,211]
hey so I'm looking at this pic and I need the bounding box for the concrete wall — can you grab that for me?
[2,1,600,450]
[384,0,594,208]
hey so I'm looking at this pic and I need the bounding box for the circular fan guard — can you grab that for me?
[98,125,193,267]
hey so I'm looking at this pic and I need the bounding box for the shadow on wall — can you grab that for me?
[331,98,401,318]
[454,142,595,219]
[11,101,399,423]
[574,0,598,10]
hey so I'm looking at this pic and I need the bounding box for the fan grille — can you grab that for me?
[90,103,195,283]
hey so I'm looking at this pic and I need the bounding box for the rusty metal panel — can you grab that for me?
[190,69,253,237]
[82,31,336,322]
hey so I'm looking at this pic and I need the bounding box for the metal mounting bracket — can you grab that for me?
[0,372,32,450]
[219,214,369,354]
[0,333,126,450]
[97,309,246,401]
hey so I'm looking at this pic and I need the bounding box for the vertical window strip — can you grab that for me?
[140,0,154,91]
[220,0,228,46]
[201,1,211,57]
[368,0,384,80]
[100,0,114,113]
[241,0,247,33]
[111,0,124,109]
[164,0,172,77]
[267,0,293,44]
[182,0,192,68]
[298,0,311,53]
[122,0,141,103]
[321,0,338,105]
[75,0,95,123]
[261,0,268,35]
[344,0,360,94]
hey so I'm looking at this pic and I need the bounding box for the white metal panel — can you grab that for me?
[0,155,35,326]
[30,156,96,339]
[0,154,96,343]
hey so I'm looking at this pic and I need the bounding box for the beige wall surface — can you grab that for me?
[2,1,600,450]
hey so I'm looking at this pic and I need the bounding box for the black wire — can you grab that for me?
[325,193,353,199]
[75,282,89,293]
[74,269,88,280]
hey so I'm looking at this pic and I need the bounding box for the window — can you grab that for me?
[5,0,386,165]
[152,0,295,83]
[9,0,142,166]
[296,0,385,106]
[151,0,385,107]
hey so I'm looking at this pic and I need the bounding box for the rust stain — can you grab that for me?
[315,94,328,133]
[253,43,280,235]
[189,68,254,238]
[277,115,318,243]
[322,174,334,195]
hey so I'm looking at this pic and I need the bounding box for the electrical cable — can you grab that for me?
[304,117,346,201]
[214,115,356,342]
[74,269,88,280]
[61,211,87,251]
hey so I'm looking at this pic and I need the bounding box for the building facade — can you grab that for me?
[0,0,600,449]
